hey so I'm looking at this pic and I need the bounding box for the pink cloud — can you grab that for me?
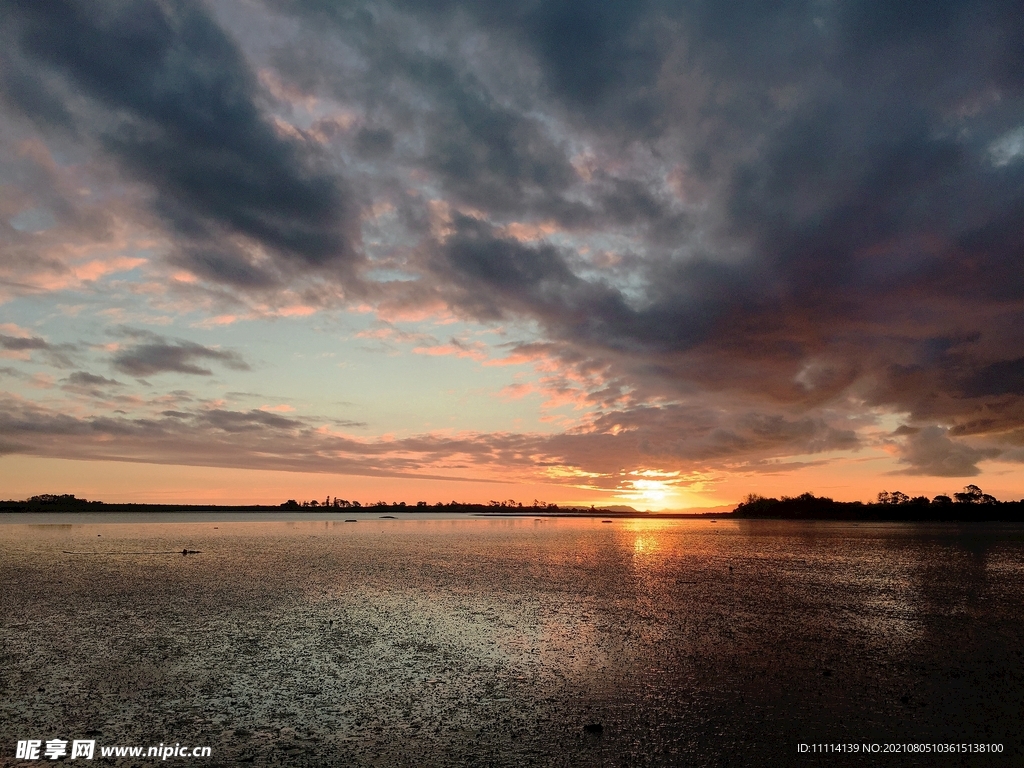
[412,343,488,361]
[277,305,318,317]
[72,256,147,282]
[497,382,535,400]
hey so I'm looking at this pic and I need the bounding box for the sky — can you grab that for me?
[1,0,1023,509]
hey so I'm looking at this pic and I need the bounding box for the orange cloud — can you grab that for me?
[499,220,560,242]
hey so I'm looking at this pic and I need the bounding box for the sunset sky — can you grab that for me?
[2,0,1024,509]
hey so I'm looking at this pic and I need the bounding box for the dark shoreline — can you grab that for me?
[0,502,294,514]
[4,503,1024,522]
[5,491,1024,522]
[0,502,722,519]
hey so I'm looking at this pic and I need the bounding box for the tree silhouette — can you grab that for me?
[954,484,997,504]
[878,490,909,504]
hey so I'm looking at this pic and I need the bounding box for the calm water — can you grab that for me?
[1,514,1022,766]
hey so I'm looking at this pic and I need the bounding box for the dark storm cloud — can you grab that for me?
[266,1,643,230]
[0,51,77,132]
[166,243,282,290]
[596,177,690,242]
[354,127,395,158]
[382,0,1024,467]
[420,66,580,216]
[513,0,661,115]
[3,0,360,282]
[436,214,759,354]
[960,357,1024,398]
[437,215,625,325]
[344,0,670,129]
[110,332,249,377]
[278,0,1020,354]
[543,405,860,474]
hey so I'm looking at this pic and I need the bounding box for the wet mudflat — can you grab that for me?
[1,515,1022,767]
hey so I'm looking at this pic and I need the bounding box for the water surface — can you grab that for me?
[1,515,1021,766]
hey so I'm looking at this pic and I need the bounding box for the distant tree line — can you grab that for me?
[0,495,283,513]
[0,493,572,514]
[279,497,561,511]
[26,494,97,505]
[0,494,102,508]
[734,485,1024,521]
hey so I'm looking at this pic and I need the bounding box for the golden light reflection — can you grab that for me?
[633,534,653,555]
[619,520,681,644]
[623,518,679,563]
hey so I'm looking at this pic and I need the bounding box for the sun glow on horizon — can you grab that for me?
[605,469,731,511]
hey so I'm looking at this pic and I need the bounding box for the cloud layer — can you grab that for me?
[4,0,361,290]
[110,330,249,377]
[2,0,1024,494]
